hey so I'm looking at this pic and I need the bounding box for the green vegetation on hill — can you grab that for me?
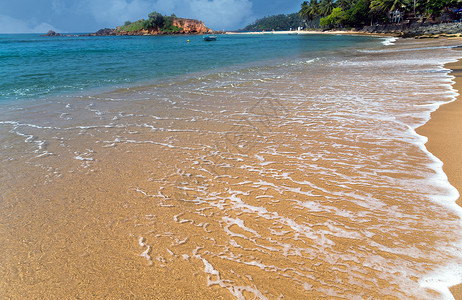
[118,12,183,33]
[119,21,145,32]
[300,0,462,29]
[243,13,304,31]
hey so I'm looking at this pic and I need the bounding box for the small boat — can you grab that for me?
[203,35,217,41]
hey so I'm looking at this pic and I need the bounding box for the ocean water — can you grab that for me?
[1,33,462,299]
[0,33,379,102]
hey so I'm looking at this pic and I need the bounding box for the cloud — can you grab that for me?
[85,0,253,30]
[85,0,155,26]
[187,0,253,30]
[0,15,60,33]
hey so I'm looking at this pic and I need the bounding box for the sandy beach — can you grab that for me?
[417,54,462,299]
[225,30,386,36]
[2,35,462,298]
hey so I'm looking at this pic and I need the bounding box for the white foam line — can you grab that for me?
[125,139,175,148]
[0,120,58,131]
[382,37,398,46]
[359,45,461,54]
[138,236,153,265]
[193,248,268,300]
[74,156,94,161]
[0,122,57,157]
[414,55,462,298]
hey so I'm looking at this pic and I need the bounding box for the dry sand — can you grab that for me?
[417,56,462,299]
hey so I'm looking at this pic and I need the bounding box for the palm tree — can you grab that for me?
[425,0,462,14]
[300,0,321,27]
[337,0,356,11]
[370,0,410,13]
[309,0,321,18]
[300,0,320,21]
[300,1,311,21]
[320,0,337,16]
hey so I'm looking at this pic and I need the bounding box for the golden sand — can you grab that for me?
[2,37,462,299]
[417,56,462,300]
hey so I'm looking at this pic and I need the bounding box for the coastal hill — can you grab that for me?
[115,13,212,35]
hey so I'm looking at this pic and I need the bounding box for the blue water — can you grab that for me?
[0,33,381,102]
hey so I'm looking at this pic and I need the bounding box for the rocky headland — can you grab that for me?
[41,30,63,36]
[84,18,212,36]
[360,22,462,38]
[43,15,212,37]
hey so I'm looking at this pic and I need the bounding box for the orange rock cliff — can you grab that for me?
[173,18,212,34]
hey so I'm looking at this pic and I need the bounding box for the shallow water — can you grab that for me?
[0,33,379,102]
[1,35,462,299]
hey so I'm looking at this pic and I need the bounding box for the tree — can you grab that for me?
[411,0,430,16]
[300,1,311,21]
[320,0,337,16]
[244,13,304,31]
[370,0,410,13]
[147,12,165,29]
[298,0,462,29]
[300,0,321,22]
[345,0,372,25]
[337,0,356,11]
[320,7,347,27]
[425,0,461,15]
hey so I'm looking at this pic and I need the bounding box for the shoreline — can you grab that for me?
[3,34,462,298]
[224,30,394,37]
[224,26,462,39]
[416,53,462,299]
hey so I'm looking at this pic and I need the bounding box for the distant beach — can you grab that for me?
[225,30,377,35]
[226,23,462,39]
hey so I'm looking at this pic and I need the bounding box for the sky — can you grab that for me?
[0,0,303,33]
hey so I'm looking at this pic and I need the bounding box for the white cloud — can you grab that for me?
[0,15,60,33]
[188,0,253,30]
[86,0,254,30]
[86,0,155,26]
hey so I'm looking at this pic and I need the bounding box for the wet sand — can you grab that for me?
[2,38,462,298]
[417,56,462,299]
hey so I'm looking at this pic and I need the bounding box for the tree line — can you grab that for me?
[243,13,305,31]
[299,0,462,28]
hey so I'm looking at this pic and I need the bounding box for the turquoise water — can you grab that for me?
[0,33,380,102]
